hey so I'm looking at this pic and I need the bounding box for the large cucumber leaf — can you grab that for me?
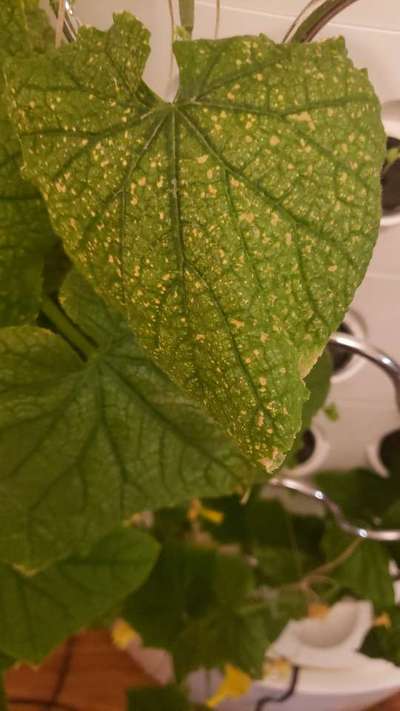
[6,13,385,464]
[0,0,55,326]
[0,271,257,570]
[0,527,159,664]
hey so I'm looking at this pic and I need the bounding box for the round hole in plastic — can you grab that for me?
[294,429,316,465]
[379,429,400,472]
[328,322,354,374]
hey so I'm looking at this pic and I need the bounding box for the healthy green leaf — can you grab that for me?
[301,350,332,431]
[361,608,400,667]
[0,0,55,326]
[123,542,219,650]
[124,540,306,679]
[172,587,307,680]
[285,349,332,467]
[128,685,193,711]
[202,495,324,560]
[256,545,317,586]
[6,13,385,465]
[315,469,400,526]
[322,524,394,608]
[0,271,257,569]
[0,527,159,664]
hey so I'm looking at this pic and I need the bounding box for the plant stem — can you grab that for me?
[55,0,66,48]
[214,0,221,38]
[41,296,96,359]
[305,538,361,580]
[179,0,195,37]
[167,0,175,78]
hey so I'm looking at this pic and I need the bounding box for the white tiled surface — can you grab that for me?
[68,0,400,470]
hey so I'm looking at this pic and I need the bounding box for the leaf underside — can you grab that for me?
[0,271,258,569]
[6,14,385,466]
[0,0,55,327]
[0,527,159,664]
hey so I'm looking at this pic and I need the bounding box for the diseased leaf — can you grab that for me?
[6,13,385,464]
[128,685,193,711]
[0,527,159,664]
[0,271,258,569]
[0,0,55,326]
[361,608,400,667]
[322,524,394,608]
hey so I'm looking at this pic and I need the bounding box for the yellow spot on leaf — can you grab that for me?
[230,319,244,329]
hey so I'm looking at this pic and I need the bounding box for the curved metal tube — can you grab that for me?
[49,0,81,42]
[330,332,400,411]
[271,333,400,541]
[283,0,360,43]
[54,0,362,46]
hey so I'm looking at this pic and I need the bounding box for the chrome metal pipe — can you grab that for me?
[283,0,361,43]
[49,0,81,42]
[271,333,400,541]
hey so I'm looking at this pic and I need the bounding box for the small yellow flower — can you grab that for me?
[111,620,138,650]
[187,499,224,525]
[374,612,392,629]
[206,664,252,708]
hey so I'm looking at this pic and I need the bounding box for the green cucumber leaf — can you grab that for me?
[128,685,194,711]
[171,588,307,679]
[0,0,55,326]
[361,608,400,667]
[123,542,219,650]
[0,270,258,569]
[315,469,400,526]
[123,541,306,679]
[285,349,332,467]
[201,495,324,560]
[322,524,394,608]
[0,527,159,664]
[6,13,385,464]
[255,545,317,586]
[301,350,332,431]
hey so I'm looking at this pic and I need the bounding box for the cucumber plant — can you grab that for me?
[0,1,394,708]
